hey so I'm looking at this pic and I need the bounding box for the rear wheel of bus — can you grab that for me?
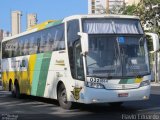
[58,83,72,109]
[13,80,21,98]
[9,80,16,98]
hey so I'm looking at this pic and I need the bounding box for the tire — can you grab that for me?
[10,82,16,98]
[109,102,123,107]
[14,82,21,99]
[58,84,72,109]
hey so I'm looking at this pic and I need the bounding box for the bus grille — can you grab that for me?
[104,83,140,90]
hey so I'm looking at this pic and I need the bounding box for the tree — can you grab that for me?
[123,0,160,35]
[123,4,137,15]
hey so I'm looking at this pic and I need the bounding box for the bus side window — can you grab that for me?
[52,24,65,51]
[37,37,41,53]
[74,41,85,80]
[16,39,21,56]
[55,24,65,50]
[24,38,29,55]
[40,32,47,53]
[13,39,19,57]
[46,32,53,51]
[2,42,8,58]
[28,35,35,54]
[21,38,25,56]
[8,40,13,58]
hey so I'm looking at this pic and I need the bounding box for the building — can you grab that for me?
[3,31,11,38]
[11,10,22,36]
[27,13,37,29]
[88,0,140,14]
[0,29,11,41]
[0,29,11,68]
[88,0,124,14]
[0,29,3,42]
[125,0,140,6]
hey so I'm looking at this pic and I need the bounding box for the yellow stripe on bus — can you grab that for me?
[26,54,37,95]
[2,55,37,95]
[135,78,142,83]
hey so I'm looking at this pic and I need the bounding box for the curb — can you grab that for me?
[151,83,160,87]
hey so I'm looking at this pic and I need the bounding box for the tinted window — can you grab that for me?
[67,20,83,79]
[2,24,65,58]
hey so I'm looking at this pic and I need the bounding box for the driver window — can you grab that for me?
[74,41,84,80]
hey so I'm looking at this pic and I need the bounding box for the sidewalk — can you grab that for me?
[151,82,160,87]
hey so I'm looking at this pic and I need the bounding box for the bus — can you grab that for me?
[1,15,151,109]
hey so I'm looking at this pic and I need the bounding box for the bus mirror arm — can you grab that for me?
[146,33,160,52]
[80,51,88,56]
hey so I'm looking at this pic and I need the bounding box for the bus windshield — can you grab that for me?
[82,18,149,78]
[86,35,150,77]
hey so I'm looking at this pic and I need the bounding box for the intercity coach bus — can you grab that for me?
[1,15,151,109]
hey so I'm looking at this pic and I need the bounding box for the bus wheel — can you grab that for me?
[109,102,123,107]
[58,84,72,109]
[14,82,21,99]
[10,82,16,98]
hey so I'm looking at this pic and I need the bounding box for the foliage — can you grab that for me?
[122,0,160,36]
[123,4,137,15]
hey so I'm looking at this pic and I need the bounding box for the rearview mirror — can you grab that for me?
[146,33,159,52]
[78,32,89,55]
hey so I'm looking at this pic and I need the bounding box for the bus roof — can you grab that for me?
[63,14,139,22]
[2,14,140,42]
[2,20,63,42]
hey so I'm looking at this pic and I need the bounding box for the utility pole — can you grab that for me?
[154,19,158,83]
[106,0,109,14]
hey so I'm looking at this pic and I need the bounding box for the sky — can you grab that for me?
[0,0,88,32]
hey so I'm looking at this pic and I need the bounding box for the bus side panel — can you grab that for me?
[44,51,73,99]
[2,70,8,91]
[43,50,77,102]
[26,54,37,95]
[2,59,16,91]
[2,71,15,91]
[36,52,52,97]
[31,53,43,96]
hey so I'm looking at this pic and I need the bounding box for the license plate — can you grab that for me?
[118,93,128,97]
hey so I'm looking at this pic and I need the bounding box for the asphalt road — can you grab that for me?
[0,86,159,120]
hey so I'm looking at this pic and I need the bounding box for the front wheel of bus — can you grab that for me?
[58,84,72,109]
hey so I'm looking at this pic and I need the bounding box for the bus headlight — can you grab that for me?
[140,80,150,87]
[86,82,105,89]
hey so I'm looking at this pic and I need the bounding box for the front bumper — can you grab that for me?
[82,85,151,104]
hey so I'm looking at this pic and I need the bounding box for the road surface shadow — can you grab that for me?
[16,93,160,113]
[0,92,159,120]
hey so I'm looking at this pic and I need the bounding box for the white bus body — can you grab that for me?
[2,15,151,109]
